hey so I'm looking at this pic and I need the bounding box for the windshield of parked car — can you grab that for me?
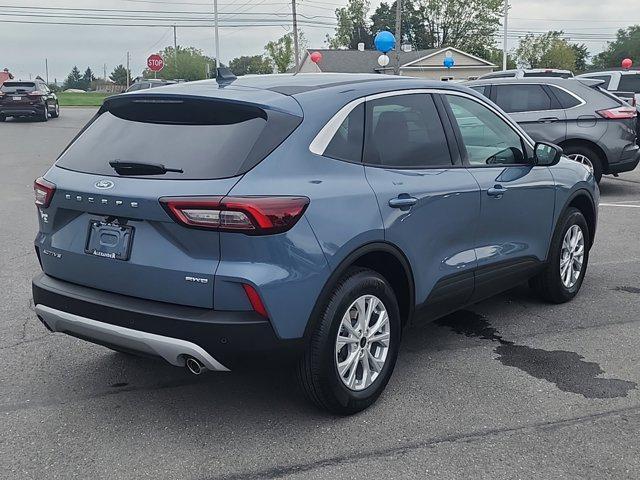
[618,74,640,93]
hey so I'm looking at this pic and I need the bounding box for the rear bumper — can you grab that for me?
[608,146,640,174]
[33,273,303,370]
[0,105,44,117]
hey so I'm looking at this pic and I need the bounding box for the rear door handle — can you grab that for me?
[389,194,418,209]
[487,185,507,198]
[538,117,559,123]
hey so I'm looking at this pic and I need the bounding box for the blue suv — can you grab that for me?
[32,74,598,414]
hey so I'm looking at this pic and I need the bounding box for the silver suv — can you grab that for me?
[577,70,640,105]
[478,69,574,80]
[467,77,639,181]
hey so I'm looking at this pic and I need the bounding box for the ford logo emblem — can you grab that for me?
[95,179,115,190]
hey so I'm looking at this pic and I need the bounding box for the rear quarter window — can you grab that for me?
[548,86,582,109]
[56,97,301,180]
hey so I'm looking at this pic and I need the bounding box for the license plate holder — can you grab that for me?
[85,220,134,261]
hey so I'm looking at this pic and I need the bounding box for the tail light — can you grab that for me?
[34,177,56,207]
[597,106,637,119]
[28,91,44,97]
[242,283,268,318]
[160,196,309,235]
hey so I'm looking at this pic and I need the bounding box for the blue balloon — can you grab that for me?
[443,56,455,69]
[374,31,396,53]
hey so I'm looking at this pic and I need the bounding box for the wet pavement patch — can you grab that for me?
[436,311,637,399]
[613,286,640,294]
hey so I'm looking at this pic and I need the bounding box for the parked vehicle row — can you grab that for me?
[0,80,60,122]
[32,73,598,414]
[467,77,640,182]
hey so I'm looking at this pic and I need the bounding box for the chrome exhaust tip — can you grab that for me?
[185,356,206,375]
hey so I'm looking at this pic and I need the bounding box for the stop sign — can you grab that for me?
[147,54,164,72]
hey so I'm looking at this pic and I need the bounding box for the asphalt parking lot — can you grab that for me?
[1,107,640,479]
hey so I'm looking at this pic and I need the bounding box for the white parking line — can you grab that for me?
[600,203,640,208]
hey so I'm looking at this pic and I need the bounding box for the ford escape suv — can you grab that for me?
[467,77,639,182]
[32,73,598,414]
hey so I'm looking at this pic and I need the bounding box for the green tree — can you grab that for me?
[229,55,273,76]
[109,64,131,86]
[142,46,216,81]
[265,33,295,73]
[81,67,96,91]
[328,0,373,49]
[516,31,577,71]
[63,66,83,90]
[370,1,429,49]
[571,43,590,73]
[593,25,640,69]
[483,48,517,70]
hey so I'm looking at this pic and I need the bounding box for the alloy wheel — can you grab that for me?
[334,294,390,391]
[560,224,585,288]
[568,154,594,173]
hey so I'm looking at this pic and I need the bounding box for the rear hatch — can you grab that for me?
[37,88,302,308]
[0,81,38,107]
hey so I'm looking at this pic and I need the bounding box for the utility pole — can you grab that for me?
[45,58,49,84]
[173,25,178,74]
[394,0,402,75]
[103,63,107,81]
[214,0,220,69]
[502,0,509,71]
[126,51,130,89]
[292,0,300,72]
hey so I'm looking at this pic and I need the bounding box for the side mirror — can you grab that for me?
[534,142,563,166]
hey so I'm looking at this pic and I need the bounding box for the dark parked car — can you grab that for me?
[32,74,598,414]
[125,78,176,93]
[467,77,639,181]
[0,80,59,122]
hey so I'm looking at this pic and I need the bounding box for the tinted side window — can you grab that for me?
[363,94,451,168]
[619,74,640,93]
[470,85,489,97]
[548,85,581,109]
[446,95,526,166]
[494,84,553,113]
[324,103,364,163]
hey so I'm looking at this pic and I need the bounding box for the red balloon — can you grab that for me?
[622,58,633,69]
[310,51,322,64]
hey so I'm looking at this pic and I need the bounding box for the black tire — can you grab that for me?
[50,102,60,118]
[39,107,48,122]
[297,267,401,415]
[563,144,603,183]
[530,207,590,303]
[0,115,5,122]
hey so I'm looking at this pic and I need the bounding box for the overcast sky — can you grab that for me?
[2,0,639,83]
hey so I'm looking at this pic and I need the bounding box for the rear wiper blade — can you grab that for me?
[109,160,183,176]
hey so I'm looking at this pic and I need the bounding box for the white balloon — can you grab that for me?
[378,54,390,67]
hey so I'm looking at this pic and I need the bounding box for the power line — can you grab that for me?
[0,18,334,28]
[0,5,336,20]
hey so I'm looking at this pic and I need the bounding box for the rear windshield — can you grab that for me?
[619,74,640,93]
[1,82,36,93]
[56,97,300,180]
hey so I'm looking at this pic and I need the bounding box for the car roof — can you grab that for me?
[467,77,582,87]
[113,73,483,120]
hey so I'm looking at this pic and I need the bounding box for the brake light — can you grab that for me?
[34,177,56,208]
[160,196,309,235]
[597,106,637,119]
[242,283,268,318]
